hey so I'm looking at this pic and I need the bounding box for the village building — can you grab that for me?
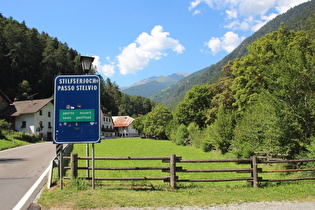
[0,98,54,140]
[112,116,138,137]
[101,112,115,138]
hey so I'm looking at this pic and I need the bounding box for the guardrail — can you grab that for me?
[62,154,315,189]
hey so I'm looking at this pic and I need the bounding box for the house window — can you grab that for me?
[39,110,42,115]
[48,122,52,128]
[48,112,51,117]
[21,121,26,128]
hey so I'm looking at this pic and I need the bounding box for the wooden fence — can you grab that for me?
[62,154,315,189]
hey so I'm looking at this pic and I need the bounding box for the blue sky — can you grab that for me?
[1,0,309,88]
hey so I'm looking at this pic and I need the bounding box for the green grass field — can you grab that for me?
[38,138,315,209]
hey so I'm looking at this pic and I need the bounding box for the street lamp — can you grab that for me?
[79,55,95,184]
[80,56,95,74]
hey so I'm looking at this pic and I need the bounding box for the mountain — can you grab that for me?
[121,73,190,97]
[150,0,315,109]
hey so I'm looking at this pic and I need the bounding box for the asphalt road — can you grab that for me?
[0,142,55,210]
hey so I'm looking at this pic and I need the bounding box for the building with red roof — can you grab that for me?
[112,116,139,137]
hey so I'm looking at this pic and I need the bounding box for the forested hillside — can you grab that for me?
[151,0,315,109]
[0,15,81,100]
[0,14,155,117]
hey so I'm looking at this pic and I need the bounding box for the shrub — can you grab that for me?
[187,122,201,148]
[0,119,11,130]
[175,124,189,146]
[15,132,41,143]
[0,130,6,139]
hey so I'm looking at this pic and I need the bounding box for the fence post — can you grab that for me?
[71,153,78,179]
[251,156,258,188]
[170,154,177,189]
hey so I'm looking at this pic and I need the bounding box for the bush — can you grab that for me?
[15,132,41,143]
[0,119,11,130]
[187,122,201,148]
[299,137,315,176]
[201,139,214,152]
[0,130,6,139]
[0,120,12,140]
[175,124,189,146]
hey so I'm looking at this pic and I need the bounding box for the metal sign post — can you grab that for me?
[92,143,95,189]
[53,75,101,144]
[53,75,100,189]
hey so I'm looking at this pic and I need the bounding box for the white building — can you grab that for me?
[101,112,115,138]
[0,98,54,140]
[112,116,139,137]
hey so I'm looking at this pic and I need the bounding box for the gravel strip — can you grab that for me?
[119,201,315,210]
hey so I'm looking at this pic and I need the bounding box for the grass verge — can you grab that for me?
[0,137,30,150]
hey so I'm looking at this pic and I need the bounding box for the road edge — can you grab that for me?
[13,165,50,210]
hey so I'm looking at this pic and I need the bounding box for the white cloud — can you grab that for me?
[189,0,309,32]
[93,55,115,77]
[192,10,201,15]
[189,0,202,11]
[206,37,221,54]
[239,0,276,16]
[205,31,244,54]
[276,0,309,13]
[226,9,238,19]
[117,25,185,75]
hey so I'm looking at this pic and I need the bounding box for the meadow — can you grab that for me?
[38,138,315,209]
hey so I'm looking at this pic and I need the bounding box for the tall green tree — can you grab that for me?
[232,93,285,157]
[175,84,215,129]
[231,25,315,157]
[175,124,189,146]
[207,105,235,154]
[143,104,173,139]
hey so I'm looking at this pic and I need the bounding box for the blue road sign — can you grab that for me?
[53,75,101,143]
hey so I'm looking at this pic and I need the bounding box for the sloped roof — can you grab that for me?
[112,116,134,127]
[0,98,53,117]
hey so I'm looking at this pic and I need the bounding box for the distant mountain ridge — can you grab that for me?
[150,0,315,109]
[121,73,190,97]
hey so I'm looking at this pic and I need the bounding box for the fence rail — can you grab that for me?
[62,154,315,189]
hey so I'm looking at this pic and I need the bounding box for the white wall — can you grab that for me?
[116,124,138,137]
[101,115,115,137]
[14,102,54,140]
[15,113,34,134]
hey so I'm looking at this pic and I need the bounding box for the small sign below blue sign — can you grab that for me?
[53,75,101,144]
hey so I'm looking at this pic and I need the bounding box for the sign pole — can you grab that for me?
[53,75,101,189]
[60,148,63,190]
[86,143,90,178]
[92,143,95,189]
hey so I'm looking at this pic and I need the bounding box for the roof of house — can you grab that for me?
[112,116,134,127]
[0,98,53,117]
